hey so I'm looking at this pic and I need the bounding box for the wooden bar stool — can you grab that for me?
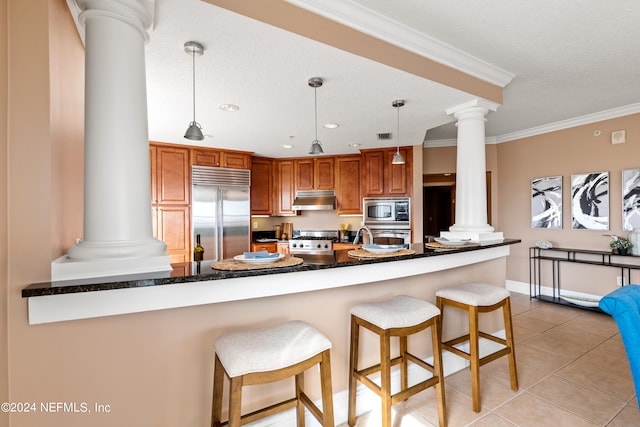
[436,283,518,412]
[211,320,334,427]
[348,295,446,427]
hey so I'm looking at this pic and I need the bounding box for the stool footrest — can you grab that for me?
[230,397,298,426]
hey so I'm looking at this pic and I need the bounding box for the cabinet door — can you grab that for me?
[315,157,335,190]
[276,160,296,216]
[150,145,157,205]
[384,147,412,195]
[362,150,385,196]
[335,156,362,214]
[191,148,221,167]
[222,151,251,169]
[294,159,314,191]
[250,157,273,215]
[156,146,190,204]
[157,205,191,263]
[277,242,290,255]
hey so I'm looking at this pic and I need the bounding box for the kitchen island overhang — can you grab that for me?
[23,240,519,324]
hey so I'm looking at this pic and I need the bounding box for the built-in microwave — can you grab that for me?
[363,197,410,229]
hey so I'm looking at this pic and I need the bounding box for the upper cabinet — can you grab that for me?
[155,144,191,205]
[191,148,251,169]
[335,155,362,215]
[275,159,297,216]
[361,147,412,196]
[294,157,335,191]
[250,157,273,216]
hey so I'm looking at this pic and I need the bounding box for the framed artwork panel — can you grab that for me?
[622,168,640,231]
[531,176,562,229]
[571,172,609,230]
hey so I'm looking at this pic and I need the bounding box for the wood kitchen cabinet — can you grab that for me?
[191,148,252,169]
[335,155,362,214]
[294,157,335,191]
[250,157,274,215]
[361,146,412,196]
[277,242,290,255]
[275,159,297,216]
[251,242,277,253]
[150,142,192,263]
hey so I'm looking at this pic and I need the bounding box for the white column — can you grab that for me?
[53,0,170,280]
[441,99,504,243]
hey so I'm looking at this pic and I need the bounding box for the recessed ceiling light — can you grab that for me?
[348,143,361,147]
[323,123,339,129]
[219,104,239,112]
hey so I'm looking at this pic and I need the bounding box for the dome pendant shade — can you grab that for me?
[184,122,204,140]
[308,77,324,155]
[184,41,205,141]
[391,99,406,165]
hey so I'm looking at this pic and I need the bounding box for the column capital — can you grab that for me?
[446,98,500,118]
[72,0,155,43]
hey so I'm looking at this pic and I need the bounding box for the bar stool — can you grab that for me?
[348,295,446,427]
[436,283,518,412]
[211,320,334,427]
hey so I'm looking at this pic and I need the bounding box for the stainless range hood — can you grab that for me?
[292,190,336,210]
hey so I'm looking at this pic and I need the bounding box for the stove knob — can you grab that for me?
[316,243,321,249]
[292,243,297,248]
[324,243,329,249]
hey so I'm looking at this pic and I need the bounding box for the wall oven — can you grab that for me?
[370,229,411,245]
[363,197,410,229]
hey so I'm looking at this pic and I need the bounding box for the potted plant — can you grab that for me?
[610,237,633,255]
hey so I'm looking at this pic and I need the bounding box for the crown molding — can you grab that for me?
[424,102,640,148]
[285,0,515,87]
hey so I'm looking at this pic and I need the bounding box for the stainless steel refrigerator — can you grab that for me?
[192,166,251,261]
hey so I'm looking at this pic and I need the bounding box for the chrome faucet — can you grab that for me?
[353,225,373,245]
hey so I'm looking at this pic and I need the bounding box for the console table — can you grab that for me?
[529,246,640,311]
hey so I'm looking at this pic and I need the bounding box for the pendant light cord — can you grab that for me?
[314,86,318,142]
[396,103,400,154]
[192,49,196,123]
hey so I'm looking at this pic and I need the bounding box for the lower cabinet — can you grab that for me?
[251,243,277,253]
[277,242,290,255]
[155,205,191,263]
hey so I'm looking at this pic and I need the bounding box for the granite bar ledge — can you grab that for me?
[23,240,520,324]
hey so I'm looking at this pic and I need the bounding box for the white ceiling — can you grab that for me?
[142,0,640,157]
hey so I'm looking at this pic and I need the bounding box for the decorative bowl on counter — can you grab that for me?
[233,254,285,264]
[361,244,406,254]
[434,237,472,247]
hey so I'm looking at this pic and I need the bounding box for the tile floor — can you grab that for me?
[341,292,640,427]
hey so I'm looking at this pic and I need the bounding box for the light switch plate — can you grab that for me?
[611,130,626,144]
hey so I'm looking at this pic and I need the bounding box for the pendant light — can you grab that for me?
[391,99,406,164]
[184,41,205,141]
[308,77,324,155]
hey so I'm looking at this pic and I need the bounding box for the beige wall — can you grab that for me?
[1,0,9,423]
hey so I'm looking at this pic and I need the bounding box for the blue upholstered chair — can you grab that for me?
[599,284,640,405]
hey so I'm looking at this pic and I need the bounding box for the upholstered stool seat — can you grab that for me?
[212,320,334,427]
[436,283,518,412]
[348,295,446,427]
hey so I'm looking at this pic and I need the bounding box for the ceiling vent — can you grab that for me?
[377,132,392,140]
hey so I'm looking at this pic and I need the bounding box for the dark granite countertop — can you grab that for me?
[23,239,521,298]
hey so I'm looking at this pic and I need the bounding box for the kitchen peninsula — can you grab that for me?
[23,240,519,324]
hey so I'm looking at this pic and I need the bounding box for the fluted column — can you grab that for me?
[53,0,170,279]
[441,99,504,243]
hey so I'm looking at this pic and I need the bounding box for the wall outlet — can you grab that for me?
[253,221,258,229]
[617,276,623,286]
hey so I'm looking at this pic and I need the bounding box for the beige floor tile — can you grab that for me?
[512,311,559,333]
[567,311,619,337]
[337,401,436,427]
[555,355,636,401]
[495,392,598,426]
[442,367,520,410]
[520,330,594,359]
[529,374,627,425]
[541,323,610,349]
[606,403,640,426]
[580,346,632,379]
[408,386,484,427]
[467,413,517,427]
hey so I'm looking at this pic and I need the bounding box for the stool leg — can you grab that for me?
[228,376,243,427]
[211,355,225,427]
[503,297,519,391]
[295,371,305,427]
[431,317,447,427]
[380,330,392,427]
[319,350,335,427]
[469,306,481,412]
[400,335,408,392]
[347,315,359,427]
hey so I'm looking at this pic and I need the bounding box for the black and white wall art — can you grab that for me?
[622,168,640,231]
[571,172,609,230]
[531,176,562,229]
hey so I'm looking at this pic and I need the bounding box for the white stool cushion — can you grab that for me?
[350,295,440,329]
[436,283,510,306]
[214,320,331,378]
